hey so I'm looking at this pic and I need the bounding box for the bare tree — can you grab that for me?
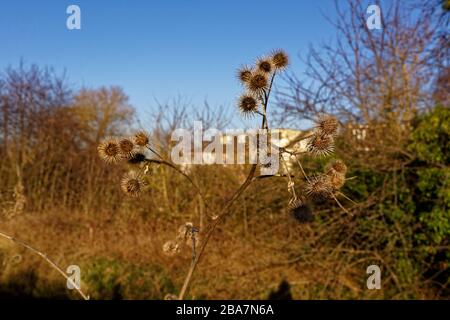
[143,96,233,153]
[275,0,446,170]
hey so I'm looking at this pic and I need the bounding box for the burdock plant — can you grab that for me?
[96,49,354,300]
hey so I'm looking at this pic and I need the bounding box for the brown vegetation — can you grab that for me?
[0,0,448,300]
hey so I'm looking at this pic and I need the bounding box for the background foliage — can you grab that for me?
[0,0,448,299]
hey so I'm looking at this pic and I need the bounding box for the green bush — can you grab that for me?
[350,106,449,296]
[84,257,175,300]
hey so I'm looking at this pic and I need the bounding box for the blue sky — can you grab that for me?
[0,0,342,124]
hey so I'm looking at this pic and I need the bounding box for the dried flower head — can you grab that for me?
[327,171,346,190]
[304,174,332,199]
[127,152,147,165]
[237,65,253,85]
[98,137,121,164]
[133,131,150,147]
[256,57,273,74]
[325,159,347,176]
[176,222,199,247]
[176,223,189,241]
[246,71,269,95]
[271,49,289,70]
[162,240,180,256]
[238,94,259,115]
[316,115,339,136]
[289,201,315,224]
[307,133,334,157]
[118,137,136,159]
[120,171,145,197]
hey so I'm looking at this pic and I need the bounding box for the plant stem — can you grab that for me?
[178,164,257,300]
[178,71,277,300]
[281,157,297,199]
[146,145,165,160]
[294,155,311,183]
[0,231,90,300]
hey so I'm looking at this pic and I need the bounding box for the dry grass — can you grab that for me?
[0,174,439,300]
[0,36,447,299]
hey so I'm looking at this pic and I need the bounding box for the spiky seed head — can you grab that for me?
[133,131,150,147]
[288,197,303,210]
[326,171,346,190]
[256,57,273,74]
[325,160,346,190]
[307,133,334,157]
[271,49,289,70]
[325,159,347,175]
[238,94,259,115]
[289,201,315,224]
[246,71,269,94]
[304,175,333,199]
[316,115,339,136]
[118,138,136,159]
[237,65,253,85]
[127,152,147,165]
[162,240,180,256]
[98,137,121,164]
[120,171,145,197]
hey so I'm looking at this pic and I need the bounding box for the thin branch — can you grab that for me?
[330,193,353,216]
[337,191,358,205]
[0,231,90,300]
[280,157,297,200]
[144,158,211,216]
[253,174,295,181]
[178,70,279,300]
[178,164,257,299]
[146,145,165,160]
[294,155,311,183]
